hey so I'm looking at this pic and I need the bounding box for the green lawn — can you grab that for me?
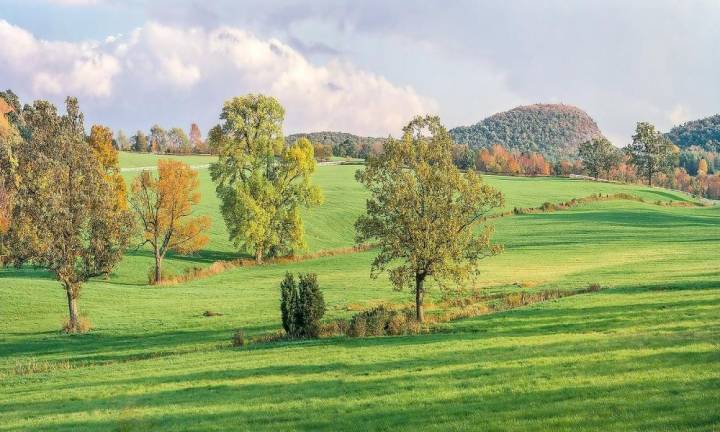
[1,154,718,431]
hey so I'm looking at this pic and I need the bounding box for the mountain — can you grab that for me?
[665,114,720,152]
[449,104,604,160]
[286,131,386,148]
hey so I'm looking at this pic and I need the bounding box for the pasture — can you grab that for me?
[1,153,718,431]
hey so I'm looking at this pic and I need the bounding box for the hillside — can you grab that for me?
[665,114,720,151]
[450,104,604,160]
[286,131,386,148]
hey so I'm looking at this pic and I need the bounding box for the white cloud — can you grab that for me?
[0,19,435,136]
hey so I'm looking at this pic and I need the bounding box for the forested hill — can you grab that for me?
[286,131,386,148]
[449,104,604,160]
[665,114,720,151]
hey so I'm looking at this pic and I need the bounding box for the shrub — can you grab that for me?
[279,272,326,338]
[62,316,92,334]
[147,266,173,284]
[505,293,524,308]
[347,305,417,337]
[232,329,246,347]
[587,283,602,292]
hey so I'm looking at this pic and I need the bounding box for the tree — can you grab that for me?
[116,129,130,151]
[626,122,678,186]
[4,97,134,332]
[132,130,148,152]
[149,124,167,153]
[355,115,504,322]
[313,142,333,161]
[130,159,211,283]
[167,127,192,154]
[334,138,356,158]
[189,123,207,153]
[209,94,322,263]
[698,158,709,175]
[87,124,127,209]
[578,137,621,179]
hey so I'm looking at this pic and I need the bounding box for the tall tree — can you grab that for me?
[4,97,134,332]
[578,137,621,179]
[355,115,504,322]
[698,158,709,175]
[189,123,206,153]
[626,122,678,186]
[130,159,210,283]
[167,127,192,154]
[132,130,148,152]
[209,94,322,263]
[149,124,167,153]
[116,129,130,151]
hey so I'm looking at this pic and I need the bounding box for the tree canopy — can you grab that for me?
[355,115,504,322]
[2,97,134,332]
[627,122,678,186]
[130,159,210,283]
[209,94,322,263]
[578,137,621,179]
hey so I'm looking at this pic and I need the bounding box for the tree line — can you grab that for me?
[449,121,720,200]
[115,123,209,154]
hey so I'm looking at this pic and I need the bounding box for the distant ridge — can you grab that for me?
[665,114,720,151]
[286,131,386,148]
[449,104,605,160]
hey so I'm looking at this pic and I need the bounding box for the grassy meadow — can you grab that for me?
[1,152,718,431]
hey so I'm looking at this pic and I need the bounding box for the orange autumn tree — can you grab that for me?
[87,124,127,209]
[130,160,211,283]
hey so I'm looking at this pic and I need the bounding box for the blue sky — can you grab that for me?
[1,0,718,145]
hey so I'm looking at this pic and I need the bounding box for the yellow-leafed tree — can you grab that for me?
[130,160,211,283]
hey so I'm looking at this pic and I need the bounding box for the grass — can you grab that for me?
[1,152,718,431]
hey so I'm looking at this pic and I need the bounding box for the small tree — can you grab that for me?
[280,272,325,338]
[578,137,621,180]
[626,122,678,186]
[130,160,211,283]
[4,97,134,332]
[355,115,504,322]
[698,158,709,175]
[132,130,148,152]
[209,94,322,263]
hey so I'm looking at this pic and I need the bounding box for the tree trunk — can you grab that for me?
[415,273,425,323]
[65,284,79,333]
[255,248,263,265]
[154,251,162,283]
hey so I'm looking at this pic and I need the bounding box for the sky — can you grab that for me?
[0,0,718,145]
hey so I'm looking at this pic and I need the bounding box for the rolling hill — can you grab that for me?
[1,153,718,431]
[450,104,605,160]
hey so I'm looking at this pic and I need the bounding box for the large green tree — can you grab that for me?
[209,94,321,263]
[355,115,504,322]
[3,97,134,332]
[626,122,678,186]
[578,137,621,179]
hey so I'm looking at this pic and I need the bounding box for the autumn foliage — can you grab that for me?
[130,160,211,283]
[475,144,551,176]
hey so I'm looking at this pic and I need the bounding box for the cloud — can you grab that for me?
[0,19,435,136]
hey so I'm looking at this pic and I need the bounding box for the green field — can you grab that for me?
[1,154,718,431]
